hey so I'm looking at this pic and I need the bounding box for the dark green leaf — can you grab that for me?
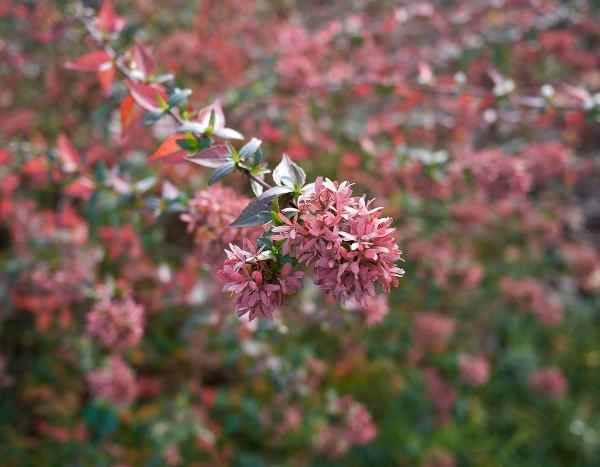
[208,161,235,185]
[230,186,292,227]
[239,138,262,160]
[167,88,192,107]
[143,110,164,126]
[176,137,199,151]
[256,232,273,250]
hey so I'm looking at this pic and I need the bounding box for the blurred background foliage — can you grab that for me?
[1,0,600,466]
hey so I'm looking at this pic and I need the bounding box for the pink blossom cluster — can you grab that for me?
[424,367,457,426]
[452,149,533,200]
[500,277,564,327]
[272,177,404,306]
[360,294,390,326]
[458,354,491,387]
[317,395,377,457]
[181,185,261,267]
[409,238,482,291]
[86,296,145,350]
[528,367,568,400]
[87,356,138,406]
[562,243,600,292]
[218,242,304,320]
[412,312,456,354]
[99,224,143,261]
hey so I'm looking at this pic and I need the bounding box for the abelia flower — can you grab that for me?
[500,277,564,327]
[87,296,145,350]
[218,242,303,320]
[181,185,261,267]
[528,367,568,399]
[458,354,490,386]
[272,177,404,306]
[87,356,138,406]
[317,395,377,457]
[346,294,389,326]
[424,367,456,425]
[412,312,455,354]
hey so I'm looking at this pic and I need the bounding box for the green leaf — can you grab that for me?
[230,188,291,228]
[176,137,199,151]
[208,161,235,185]
[239,138,262,160]
[94,161,108,183]
[143,110,164,126]
[83,401,119,442]
[167,88,192,107]
[256,232,273,250]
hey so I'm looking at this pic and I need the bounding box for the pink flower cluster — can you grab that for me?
[452,149,533,200]
[424,367,456,426]
[412,312,456,354]
[528,367,568,400]
[458,354,491,387]
[86,296,145,350]
[218,242,303,320]
[500,277,564,327]
[317,395,377,457]
[273,177,404,306]
[361,294,390,326]
[181,185,261,268]
[87,356,138,406]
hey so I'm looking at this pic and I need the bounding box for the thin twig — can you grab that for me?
[76,12,274,191]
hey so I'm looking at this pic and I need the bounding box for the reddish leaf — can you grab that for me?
[22,157,49,176]
[97,0,126,34]
[120,95,140,131]
[126,80,167,113]
[186,144,231,168]
[65,51,112,72]
[57,134,80,173]
[65,176,95,200]
[0,149,11,165]
[132,44,155,78]
[97,65,116,95]
[148,133,188,161]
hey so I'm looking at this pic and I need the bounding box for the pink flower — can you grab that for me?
[412,312,455,354]
[452,149,532,200]
[87,296,145,350]
[181,185,261,268]
[528,367,568,399]
[272,178,404,306]
[458,354,490,386]
[347,294,389,326]
[217,242,303,320]
[500,277,564,327]
[424,367,456,425]
[87,356,138,406]
[317,395,377,457]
